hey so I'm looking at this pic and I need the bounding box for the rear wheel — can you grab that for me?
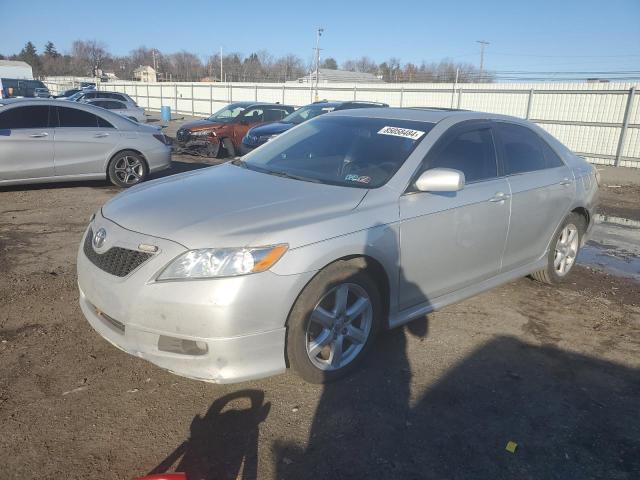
[531,212,585,284]
[287,261,382,383]
[108,150,148,188]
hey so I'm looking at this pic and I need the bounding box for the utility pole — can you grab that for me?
[313,27,324,101]
[476,40,489,82]
[152,49,157,72]
[220,46,224,83]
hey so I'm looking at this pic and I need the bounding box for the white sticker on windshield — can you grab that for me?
[377,126,425,140]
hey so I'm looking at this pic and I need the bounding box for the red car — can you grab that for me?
[175,102,294,157]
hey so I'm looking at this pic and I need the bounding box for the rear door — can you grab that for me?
[52,105,120,176]
[0,104,55,180]
[494,121,574,271]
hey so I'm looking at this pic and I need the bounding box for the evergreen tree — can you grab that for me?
[18,41,41,75]
[44,41,60,58]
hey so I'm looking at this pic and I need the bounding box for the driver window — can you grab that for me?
[242,108,264,122]
[422,126,498,183]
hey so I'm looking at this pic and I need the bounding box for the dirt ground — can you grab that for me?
[1,115,639,479]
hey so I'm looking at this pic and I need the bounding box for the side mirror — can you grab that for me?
[415,168,465,192]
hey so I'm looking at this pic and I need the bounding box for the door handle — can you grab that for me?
[29,132,48,138]
[94,133,109,138]
[488,192,510,203]
[559,178,572,186]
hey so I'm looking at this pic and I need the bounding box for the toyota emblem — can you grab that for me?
[93,228,107,249]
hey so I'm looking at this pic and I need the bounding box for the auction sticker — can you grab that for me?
[378,126,425,140]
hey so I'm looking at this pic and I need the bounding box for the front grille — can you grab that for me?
[84,228,153,277]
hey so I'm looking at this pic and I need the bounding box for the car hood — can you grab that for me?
[101,163,368,249]
[249,122,294,136]
[180,119,225,131]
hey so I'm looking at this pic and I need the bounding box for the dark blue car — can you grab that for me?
[240,100,388,154]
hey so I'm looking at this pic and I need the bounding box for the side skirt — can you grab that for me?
[388,257,547,329]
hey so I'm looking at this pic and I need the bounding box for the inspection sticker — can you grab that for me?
[345,174,371,184]
[378,126,425,140]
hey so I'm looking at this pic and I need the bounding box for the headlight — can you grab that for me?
[157,244,288,280]
[191,129,215,137]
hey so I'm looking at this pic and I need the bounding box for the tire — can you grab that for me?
[107,150,148,188]
[221,138,236,158]
[287,261,382,383]
[531,212,586,285]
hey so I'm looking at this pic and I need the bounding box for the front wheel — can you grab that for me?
[531,212,586,284]
[108,151,148,188]
[287,261,382,383]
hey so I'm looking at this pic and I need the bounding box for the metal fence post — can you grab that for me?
[525,89,534,119]
[191,83,195,115]
[457,87,463,109]
[210,84,213,114]
[174,84,178,114]
[353,85,357,101]
[282,84,286,104]
[229,84,233,102]
[135,83,138,104]
[615,86,636,167]
[152,84,155,110]
[255,85,258,101]
[399,86,404,107]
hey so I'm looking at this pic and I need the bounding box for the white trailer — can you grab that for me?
[0,60,33,79]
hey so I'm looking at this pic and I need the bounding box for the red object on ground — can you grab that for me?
[135,474,187,480]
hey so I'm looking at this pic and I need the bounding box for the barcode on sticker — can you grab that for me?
[378,126,425,140]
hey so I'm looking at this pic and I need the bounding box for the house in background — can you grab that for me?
[133,65,157,83]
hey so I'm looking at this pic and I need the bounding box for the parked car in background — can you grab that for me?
[0,78,50,98]
[83,98,146,123]
[176,102,295,157]
[77,108,598,384]
[54,88,82,98]
[0,98,171,188]
[81,82,97,89]
[65,90,137,107]
[240,100,388,154]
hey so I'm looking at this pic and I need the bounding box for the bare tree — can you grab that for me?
[71,40,110,76]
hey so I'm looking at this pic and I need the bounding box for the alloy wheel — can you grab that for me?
[305,283,373,371]
[554,223,579,276]
[114,156,144,185]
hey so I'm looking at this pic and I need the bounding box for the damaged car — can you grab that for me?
[175,102,294,157]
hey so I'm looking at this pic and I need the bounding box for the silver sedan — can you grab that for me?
[0,98,171,187]
[82,98,146,123]
[77,108,599,383]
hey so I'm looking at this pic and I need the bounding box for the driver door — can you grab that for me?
[398,121,510,310]
[232,107,264,146]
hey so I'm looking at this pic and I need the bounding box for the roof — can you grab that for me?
[295,68,383,84]
[0,60,31,68]
[330,106,536,126]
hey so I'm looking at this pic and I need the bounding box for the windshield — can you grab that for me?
[283,104,336,125]
[240,116,434,188]
[207,103,247,123]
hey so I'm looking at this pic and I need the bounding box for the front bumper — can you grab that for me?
[77,215,315,383]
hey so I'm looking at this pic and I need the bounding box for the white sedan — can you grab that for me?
[83,98,146,123]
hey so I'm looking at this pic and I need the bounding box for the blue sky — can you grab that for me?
[2,0,639,75]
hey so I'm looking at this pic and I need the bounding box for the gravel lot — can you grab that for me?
[1,113,639,479]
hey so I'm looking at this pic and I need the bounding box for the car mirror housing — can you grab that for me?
[415,168,465,192]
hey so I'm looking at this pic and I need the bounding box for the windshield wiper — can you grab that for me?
[263,169,322,184]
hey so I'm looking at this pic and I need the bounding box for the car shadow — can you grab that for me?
[147,389,271,480]
[275,334,640,479]
[0,160,217,192]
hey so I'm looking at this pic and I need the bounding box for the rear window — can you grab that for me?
[241,116,434,188]
[56,106,114,128]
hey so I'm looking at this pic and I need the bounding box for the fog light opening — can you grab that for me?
[158,336,208,356]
